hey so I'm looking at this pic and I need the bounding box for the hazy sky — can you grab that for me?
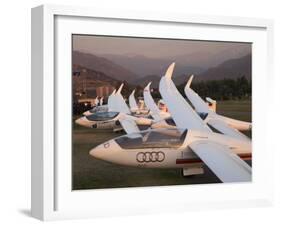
[73,34,251,59]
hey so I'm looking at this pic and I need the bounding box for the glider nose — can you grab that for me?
[89,145,104,159]
[75,117,83,125]
[75,117,91,127]
[89,140,124,164]
[89,141,111,159]
[75,117,85,126]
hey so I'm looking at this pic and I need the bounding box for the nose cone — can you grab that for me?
[89,141,113,160]
[89,140,121,163]
[89,144,105,159]
[75,117,84,126]
[75,117,92,128]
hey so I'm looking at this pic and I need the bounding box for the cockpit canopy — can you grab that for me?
[115,129,187,149]
[89,106,108,113]
[86,112,119,121]
[89,107,98,113]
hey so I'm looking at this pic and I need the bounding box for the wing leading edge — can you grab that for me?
[184,77,210,113]
[129,89,139,112]
[118,113,141,136]
[207,118,250,142]
[143,82,162,121]
[112,84,131,114]
[189,141,251,183]
[159,63,211,132]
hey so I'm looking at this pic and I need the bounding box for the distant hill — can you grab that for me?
[196,54,252,81]
[72,64,120,93]
[73,64,119,82]
[72,51,251,94]
[72,51,138,82]
[102,53,205,78]
[130,65,206,87]
[174,54,251,85]
[73,50,251,86]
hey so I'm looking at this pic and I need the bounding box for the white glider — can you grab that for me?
[143,82,176,129]
[112,83,131,115]
[90,127,251,182]
[83,95,109,116]
[158,62,251,182]
[89,63,252,183]
[83,105,109,116]
[184,75,252,132]
[143,82,170,121]
[76,84,152,133]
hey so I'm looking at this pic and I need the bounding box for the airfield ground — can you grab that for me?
[72,100,252,190]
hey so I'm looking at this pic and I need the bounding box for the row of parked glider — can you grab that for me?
[75,63,252,183]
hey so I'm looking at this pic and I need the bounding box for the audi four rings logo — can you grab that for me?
[136,151,165,163]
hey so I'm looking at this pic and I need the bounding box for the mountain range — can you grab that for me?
[100,53,205,78]
[130,54,252,87]
[197,54,251,81]
[72,64,120,93]
[72,51,251,89]
[72,51,138,82]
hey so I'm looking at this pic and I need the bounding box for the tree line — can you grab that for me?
[176,76,251,101]
[146,76,251,101]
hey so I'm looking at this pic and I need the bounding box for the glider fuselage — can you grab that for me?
[76,111,152,130]
[89,129,251,169]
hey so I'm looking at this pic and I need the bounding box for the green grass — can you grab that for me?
[72,100,251,190]
[216,100,252,122]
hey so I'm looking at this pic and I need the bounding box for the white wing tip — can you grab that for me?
[144,81,152,90]
[186,74,194,88]
[165,62,176,79]
[117,83,124,94]
[206,97,216,104]
[109,89,116,97]
[130,89,135,96]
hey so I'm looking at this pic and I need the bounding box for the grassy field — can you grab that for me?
[72,100,252,190]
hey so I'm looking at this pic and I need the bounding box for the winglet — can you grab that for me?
[165,62,175,79]
[186,74,194,88]
[130,89,135,96]
[206,97,216,104]
[144,82,152,91]
[117,83,124,94]
[110,89,116,96]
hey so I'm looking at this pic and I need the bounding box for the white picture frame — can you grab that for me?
[31,4,274,221]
